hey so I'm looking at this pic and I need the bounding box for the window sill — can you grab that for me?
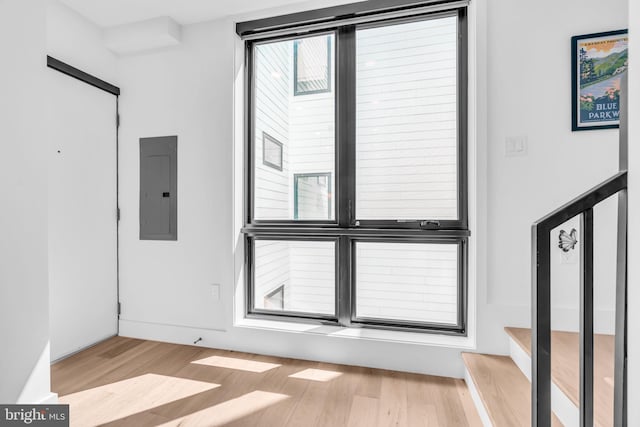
[234,317,475,349]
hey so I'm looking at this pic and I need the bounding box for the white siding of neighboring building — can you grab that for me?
[254,41,291,220]
[254,240,290,310]
[356,242,459,324]
[253,42,291,305]
[288,36,335,217]
[288,241,335,314]
[356,16,459,220]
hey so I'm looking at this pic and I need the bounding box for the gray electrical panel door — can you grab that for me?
[140,136,177,240]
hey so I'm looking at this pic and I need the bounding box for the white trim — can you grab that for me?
[17,342,53,405]
[37,393,59,405]
[464,366,492,427]
[508,337,532,379]
[241,1,470,41]
[507,335,579,427]
[120,318,467,378]
[236,317,475,348]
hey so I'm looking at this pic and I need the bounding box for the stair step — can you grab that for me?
[505,327,615,427]
[462,352,561,427]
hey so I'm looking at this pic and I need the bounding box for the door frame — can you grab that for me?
[47,55,121,336]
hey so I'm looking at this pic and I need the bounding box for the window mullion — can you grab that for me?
[336,25,356,229]
[336,26,357,325]
[457,7,469,229]
[337,236,352,325]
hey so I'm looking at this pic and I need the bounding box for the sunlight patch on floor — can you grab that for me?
[59,373,219,427]
[157,390,289,427]
[288,368,342,382]
[191,355,281,373]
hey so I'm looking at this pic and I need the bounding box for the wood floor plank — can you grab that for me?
[52,337,481,427]
[505,327,614,427]
[347,395,379,427]
[376,370,409,427]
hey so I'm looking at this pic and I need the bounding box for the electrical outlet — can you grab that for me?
[505,135,528,157]
[211,283,220,301]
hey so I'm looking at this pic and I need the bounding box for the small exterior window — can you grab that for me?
[294,173,332,220]
[264,285,285,310]
[294,36,331,95]
[262,132,283,171]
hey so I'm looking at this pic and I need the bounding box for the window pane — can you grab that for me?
[254,34,335,221]
[295,37,331,94]
[253,240,335,315]
[355,241,459,325]
[356,17,459,220]
[294,173,332,220]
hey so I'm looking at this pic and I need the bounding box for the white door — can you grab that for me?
[47,69,118,361]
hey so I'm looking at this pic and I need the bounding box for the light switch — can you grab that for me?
[211,284,220,301]
[505,135,528,157]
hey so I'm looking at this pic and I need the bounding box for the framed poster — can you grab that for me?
[571,29,628,131]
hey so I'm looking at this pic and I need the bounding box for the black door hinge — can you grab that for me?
[117,207,121,221]
[117,302,121,316]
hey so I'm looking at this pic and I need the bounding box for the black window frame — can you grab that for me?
[246,235,340,322]
[350,237,466,332]
[293,35,333,96]
[242,5,469,335]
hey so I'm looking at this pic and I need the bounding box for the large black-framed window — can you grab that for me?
[242,4,469,335]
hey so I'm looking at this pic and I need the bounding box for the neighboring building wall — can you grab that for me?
[254,240,290,310]
[288,241,335,314]
[253,42,291,305]
[254,41,291,220]
[355,242,459,325]
[355,16,458,220]
[287,36,336,313]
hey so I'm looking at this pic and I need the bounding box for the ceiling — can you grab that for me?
[58,0,351,28]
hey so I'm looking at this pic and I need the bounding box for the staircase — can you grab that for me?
[462,327,615,427]
[462,71,628,427]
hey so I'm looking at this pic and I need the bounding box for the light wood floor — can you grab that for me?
[51,337,482,427]
[506,327,615,427]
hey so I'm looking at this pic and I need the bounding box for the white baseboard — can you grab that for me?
[507,335,579,427]
[464,366,492,427]
[37,392,59,404]
[118,318,467,378]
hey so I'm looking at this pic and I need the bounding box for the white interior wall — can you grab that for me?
[0,0,52,404]
[478,0,627,348]
[46,0,118,84]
